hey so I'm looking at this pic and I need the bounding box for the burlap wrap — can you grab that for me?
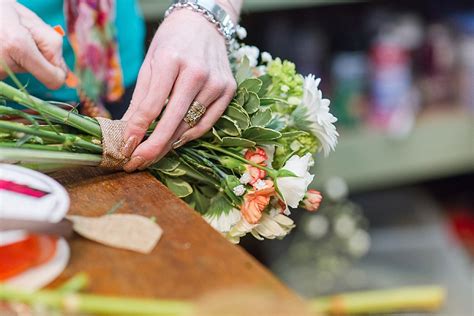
[96,117,129,169]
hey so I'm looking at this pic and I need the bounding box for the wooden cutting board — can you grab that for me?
[49,168,302,304]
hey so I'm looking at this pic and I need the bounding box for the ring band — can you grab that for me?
[183,101,206,127]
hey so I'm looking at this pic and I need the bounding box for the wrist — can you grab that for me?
[215,0,241,24]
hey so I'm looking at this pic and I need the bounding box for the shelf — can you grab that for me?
[138,0,359,20]
[313,111,474,192]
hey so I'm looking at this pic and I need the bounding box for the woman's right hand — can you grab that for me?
[0,0,66,89]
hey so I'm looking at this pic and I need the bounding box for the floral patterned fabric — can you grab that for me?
[65,0,124,117]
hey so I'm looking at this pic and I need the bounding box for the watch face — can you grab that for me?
[0,164,69,246]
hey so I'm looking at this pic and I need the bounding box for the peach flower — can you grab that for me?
[241,180,275,224]
[244,147,268,165]
[246,165,266,185]
[302,189,322,211]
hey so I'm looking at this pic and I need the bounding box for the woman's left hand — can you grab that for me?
[121,9,237,172]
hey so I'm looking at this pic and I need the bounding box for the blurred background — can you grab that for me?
[142,0,474,314]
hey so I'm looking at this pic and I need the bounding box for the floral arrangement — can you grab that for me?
[0,37,338,243]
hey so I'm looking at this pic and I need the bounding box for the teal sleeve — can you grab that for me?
[8,0,145,102]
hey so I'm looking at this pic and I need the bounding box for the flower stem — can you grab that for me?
[0,148,101,166]
[199,141,276,177]
[0,120,102,154]
[0,285,193,315]
[0,81,101,137]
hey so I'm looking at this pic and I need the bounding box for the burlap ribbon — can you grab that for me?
[96,117,129,169]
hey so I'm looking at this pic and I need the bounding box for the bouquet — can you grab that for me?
[0,37,338,243]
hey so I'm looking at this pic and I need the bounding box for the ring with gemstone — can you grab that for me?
[183,101,206,128]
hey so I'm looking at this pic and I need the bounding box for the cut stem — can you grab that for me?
[0,81,101,137]
[0,285,194,315]
[0,120,102,154]
[0,148,101,166]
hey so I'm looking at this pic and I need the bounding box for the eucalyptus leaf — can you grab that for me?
[215,115,241,137]
[239,78,262,94]
[212,127,222,142]
[221,137,256,148]
[225,105,250,130]
[243,91,260,114]
[251,109,272,127]
[164,177,193,198]
[235,88,247,107]
[243,126,282,142]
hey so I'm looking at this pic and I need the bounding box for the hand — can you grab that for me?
[121,9,237,172]
[0,0,67,89]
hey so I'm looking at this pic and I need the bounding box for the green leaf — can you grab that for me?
[260,97,287,106]
[243,91,260,114]
[191,187,210,214]
[225,105,250,130]
[258,74,272,97]
[234,88,247,107]
[164,177,193,198]
[215,115,241,137]
[235,56,252,84]
[221,137,256,148]
[151,157,179,172]
[239,78,262,94]
[277,169,298,178]
[243,126,282,142]
[281,130,310,138]
[160,166,187,177]
[251,109,272,127]
[207,192,233,216]
[212,127,222,142]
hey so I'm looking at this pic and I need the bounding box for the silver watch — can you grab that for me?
[165,0,238,51]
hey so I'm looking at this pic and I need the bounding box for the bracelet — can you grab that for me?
[165,0,238,52]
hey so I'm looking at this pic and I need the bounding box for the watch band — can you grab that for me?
[165,0,238,52]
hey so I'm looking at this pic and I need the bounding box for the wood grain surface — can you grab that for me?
[49,168,302,304]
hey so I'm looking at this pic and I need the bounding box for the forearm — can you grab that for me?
[215,0,243,23]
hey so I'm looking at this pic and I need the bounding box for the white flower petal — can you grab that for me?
[276,154,314,208]
[203,208,241,233]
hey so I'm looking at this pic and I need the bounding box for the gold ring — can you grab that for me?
[183,100,206,127]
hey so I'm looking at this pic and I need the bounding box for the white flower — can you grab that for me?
[301,74,339,156]
[262,145,275,168]
[236,25,247,40]
[276,153,314,208]
[233,45,260,67]
[203,208,241,233]
[226,212,295,243]
[254,179,267,190]
[232,185,246,196]
[261,51,272,63]
[239,172,252,185]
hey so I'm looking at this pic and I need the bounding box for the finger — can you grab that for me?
[121,56,179,157]
[16,4,65,68]
[174,84,236,147]
[121,55,153,121]
[135,77,227,170]
[10,35,66,89]
[124,68,207,172]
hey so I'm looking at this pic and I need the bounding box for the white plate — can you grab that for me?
[0,164,69,246]
[3,238,70,290]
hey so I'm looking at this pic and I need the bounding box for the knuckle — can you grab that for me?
[186,64,209,82]
[207,79,226,96]
[129,114,152,132]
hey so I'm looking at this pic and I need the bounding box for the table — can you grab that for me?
[49,168,302,304]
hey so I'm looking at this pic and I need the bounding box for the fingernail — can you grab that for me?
[123,156,146,173]
[121,136,138,158]
[172,137,186,149]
